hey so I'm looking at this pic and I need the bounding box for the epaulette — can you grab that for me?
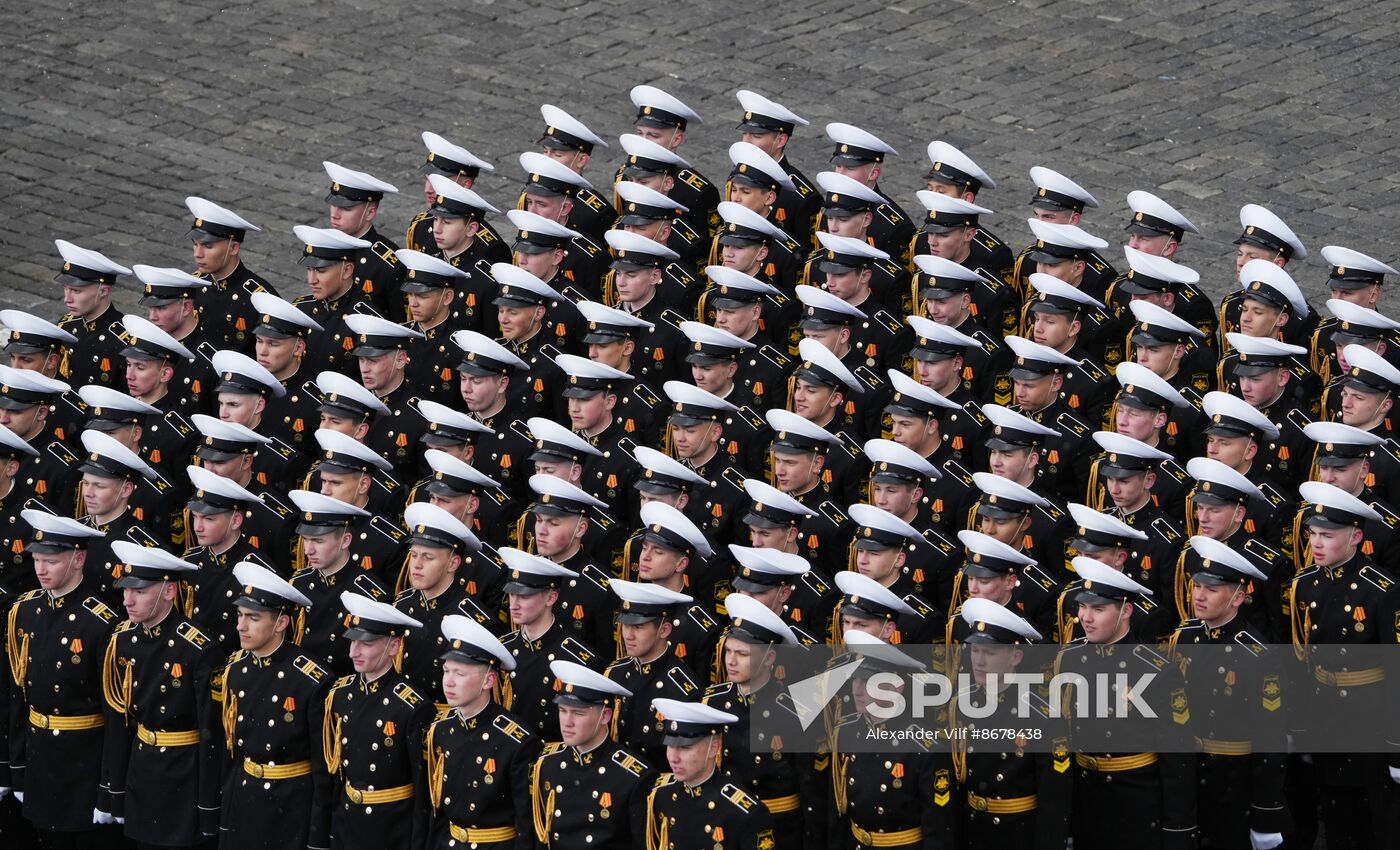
[581,563,611,592]
[685,604,718,632]
[818,501,850,528]
[394,680,425,707]
[1378,439,1400,465]
[703,681,738,700]
[971,329,1001,355]
[295,655,328,682]
[266,437,297,460]
[854,365,884,393]
[176,621,210,649]
[678,169,709,192]
[1022,689,1053,719]
[261,492,294,518]
[570,236,602,258]
[240,277,269,297]
[1358,564,1396,593]
[944,459,976,487]
[369,515,406,543]
[721,465,749,493]
[493,713,530,743]
[920,527,957,554]
[164,409,194,437]
[1291,564,1320,584]
[1132,644,1170,671]
[759,344,792,369]
[667,666,699,696]
[455,597,496,627]
[47,440,78,467]
[800,570,831,598]
[1150,517,1182,545]
[975,229,1007,251]
[1055,410,1089,437]
[1076,358,1107,383]
[835,430,863,461]
[576,188,608,213]
[736,405,767,431]
[125,525,159,547]
[605,657,630,675]
[1286,408,1313,433]
[901,594,933,620]
[722,782,760,812]
[112,619,139,636]
[393,587,415,604]
[541,741,566,757]
[371,240,403,267]
[61,391,88,420]
[633,382,660,408]
[353,573,387,600]
[331,674,356,690]
[560,636,594,665]
[1232,630,1265,656]
[1373,500,1400,529]
[194,341,219,366]
[612,747,649,776]
[508,419,535,442]
[1257,482,1286,508]
[1021,563,1059,593]
[1158,459,1188,484]
[776,233,802,253]
[672,217,701,243]
[962,401,989,427]
[874,203,905,226]
[588,506,615,531]
[871,309,903,334]
[1242,539,1282,565]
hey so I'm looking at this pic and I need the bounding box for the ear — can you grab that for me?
[354,422,370,441]
[254,397,267,417]
[229,511,245,532]
[657,619,674,641]
[3,458,18,478]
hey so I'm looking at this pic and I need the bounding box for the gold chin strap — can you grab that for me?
[495,670,514,710]
[292,608,307,645]
[393,551,413,596]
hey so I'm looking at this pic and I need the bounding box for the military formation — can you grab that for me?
[0,83,1398,850]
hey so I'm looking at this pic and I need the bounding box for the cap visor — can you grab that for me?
[326,194,363,209]
[298,256,338,269]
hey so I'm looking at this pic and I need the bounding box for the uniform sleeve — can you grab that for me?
[630,765,659,848]
[1156,664,1197,845]
[1031,721,1073,850]
[98,631,132,817]
[407,700,436,850]
[194,650,222,837]
[6,603,28,791]
[306,678,335,850]
[510,733,543,850]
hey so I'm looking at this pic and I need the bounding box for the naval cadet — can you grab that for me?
[702,592,818,849]
[306,430,408,580]
[184,196,276,353]
[287,489,388,675]
[290,224,380,377]
[529,659,655,849]
[1114,246,1219,360]
[76,429,169,599]
[342,314,428,465]
[7,510,117,848]
[0,310,82,438]
[449,329,538,499]
[915,189,1017,335]
[215,561,334,850]
[944,529,1047,648]
[627,501,723,669]
[646,698,777,850]
[911,259,1011,403]
[182,464,276,654]
[210,349,302,491]
[1293,421,1400,574]
[0,364,81,510]
[321,160,405,316]
[322,592,434,850]
[526,104,616,242]
[1010,166,1111,292]
[515,155,607,297]
[189,414,298,568]
[1170,536,1289,850]
[497,548,598,741]
[395,249,476,401]
[601,229,690,383]
[53,238,130,389]
[392,502,496,704]
[249,291,325,454]
[423,614,540,849]
[734,89,820,242]
[554,353,642,505]
[119,312,204,419]
[615,179,707,272]
[603,579,702,765]
[98,542,220,850]
[865,436,967,602]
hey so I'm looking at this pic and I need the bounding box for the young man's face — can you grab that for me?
[328,201,375,236]
[125,358,169,399]
[823,211,871,239]
[1012,374,1059,412]
[1236,371,1287,408]
[357,351,404,393]
[1077,600,1128,643]
[1114,404,1166,443]
[711,304,761,339]
[924,228,973,262]
[1234,244,1282,276]
[1339,386,1391,429]
[1237,297,1285,338]
[1191,580,1242,624]
[614,268,660,306]
[987,446,1037,483]
[524,194,570,223]
[566,392,613,432]
[1194,502,1243,539]
[1316,459,1367,493]
[496,305,545,341]
[1133,342,1181,376]
[769,450,821,493]
[1126,232,1175,257]
[532,514,584,559]
[255,336,304,375]
[925,293,971,326]
[728,184,775,214]
[1306,524,1361,567]
[217,391,265,428]
[406,288,454,325]
[458,373,508,412]
[1104,472,1153,510]
[1031,312,1079,351]
[720,243,766,276]
[191,237,237,276]
[1204,434,1255,471]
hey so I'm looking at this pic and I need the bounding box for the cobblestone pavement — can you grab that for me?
[3,0,1399,316]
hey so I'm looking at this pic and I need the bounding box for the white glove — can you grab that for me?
[0,787,8,801]
[1250,831,1283,850]
[93,809,115,825]
[14,791,23,803]
[115,816,125,824]
[1390,766,1400,783]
